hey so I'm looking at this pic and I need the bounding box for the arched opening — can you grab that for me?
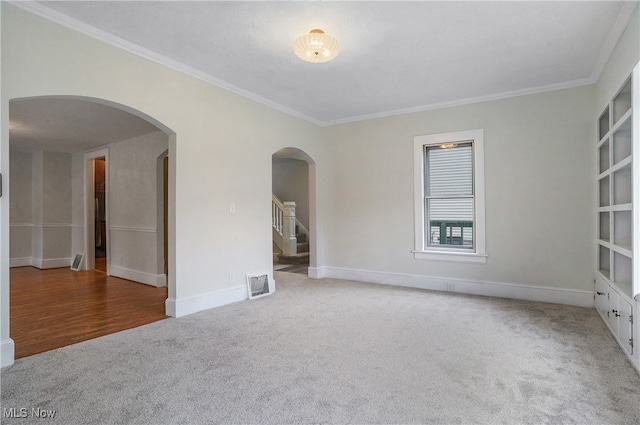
[8,95,177,358]
[271,147,317,276]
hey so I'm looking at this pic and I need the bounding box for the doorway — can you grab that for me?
[271,147,317,276]
[84,148,109,272]
[94,157,107,272]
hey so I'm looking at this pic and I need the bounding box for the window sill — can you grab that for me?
[412,250,487,264]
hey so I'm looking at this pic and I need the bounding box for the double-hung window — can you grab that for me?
[413,129,486,263]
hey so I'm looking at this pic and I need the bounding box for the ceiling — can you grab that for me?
[9,1,638,152]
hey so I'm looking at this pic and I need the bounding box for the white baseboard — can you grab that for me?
[1,338,15,368]
[320,266,594,308]
[166,284,247,318]
[32,257,72,269]
[308,267,324,279]
[10,257,32,268]
[109,265,167,287]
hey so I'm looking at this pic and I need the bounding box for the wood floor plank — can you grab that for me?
[10,266,168,359]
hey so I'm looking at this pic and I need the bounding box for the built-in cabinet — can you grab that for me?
[596,64,639,368]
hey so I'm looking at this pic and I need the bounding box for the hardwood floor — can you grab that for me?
[10,266,168,359]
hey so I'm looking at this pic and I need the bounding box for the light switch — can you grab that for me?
[229,203,236,214]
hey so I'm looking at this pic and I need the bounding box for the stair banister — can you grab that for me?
[282,201,297,255]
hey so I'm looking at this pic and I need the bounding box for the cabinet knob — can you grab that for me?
[596,291,605,296]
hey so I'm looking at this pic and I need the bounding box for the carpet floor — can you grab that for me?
[1,271,639,424]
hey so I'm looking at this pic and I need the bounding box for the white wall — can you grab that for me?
[9,150,32,263]
[321,85,595,302]
[107,131,168,286]
[10,150,73,268]
[272,158,309,230]
[0,0,324,363]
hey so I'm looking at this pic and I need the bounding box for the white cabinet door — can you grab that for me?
[617,297,634,356]
[595,277,609,318]
[608,289,620,335]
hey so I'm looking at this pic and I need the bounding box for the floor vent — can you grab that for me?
[247,273,271,299]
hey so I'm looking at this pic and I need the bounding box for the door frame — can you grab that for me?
[84,148,109,271]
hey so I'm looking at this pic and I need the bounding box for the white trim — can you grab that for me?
[165,284,247,318]
[412,250,487,264]
[1,338,15,368]
[110,226,157,233]
[413,129,486,262]
[31,257,73,269]
[633,62,640,301]
[325,78,594,126]
[109,265,166,287]
[38,223,73,228]
[590,2,639,84]
[10,257,31,268]
[308,267,324,279]
[321,266,594,308]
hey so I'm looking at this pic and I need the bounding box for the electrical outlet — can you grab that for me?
[228,273,235,283]
[229,203,236,214]
[447,282,454,292]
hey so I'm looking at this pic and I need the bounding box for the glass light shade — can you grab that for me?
[294,29,339,63]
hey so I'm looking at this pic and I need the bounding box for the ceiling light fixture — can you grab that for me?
[294,29,339,63]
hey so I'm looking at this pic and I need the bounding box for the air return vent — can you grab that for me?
[247,273,271,299]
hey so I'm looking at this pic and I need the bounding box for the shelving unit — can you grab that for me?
[596,70,636,360]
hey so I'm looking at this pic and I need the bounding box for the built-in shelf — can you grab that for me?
[599,106,610,141]
[599,141,610,174]
[613,77,632,124]
[595,66,637,364]
[599,176,610,207]
[613,117,632,165]
[599,211,610,241]
[613,210,632,248]
[613,165,632,205]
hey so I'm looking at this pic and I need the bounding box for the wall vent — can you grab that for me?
[247,273,271,299]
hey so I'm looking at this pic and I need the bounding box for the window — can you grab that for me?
[413,129,486,263]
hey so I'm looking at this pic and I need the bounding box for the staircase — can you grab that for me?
[278,226,309,264]
[272,195,309,265]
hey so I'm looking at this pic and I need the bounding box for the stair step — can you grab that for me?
[296,233,307,243]
[297,242,309,253]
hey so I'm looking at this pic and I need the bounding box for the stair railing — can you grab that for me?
[272,195,297,255]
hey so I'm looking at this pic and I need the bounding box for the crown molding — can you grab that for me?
[323,77,594,126]
[8,1,324,127]
[590,1,639,84]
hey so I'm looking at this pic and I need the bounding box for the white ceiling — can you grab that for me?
[9,1,638,152]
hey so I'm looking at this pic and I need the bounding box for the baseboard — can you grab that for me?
[166,284,247,318]
[10,257,32,268]
[308,267,324,279]
[109,265,167,287]
[320,266,595,308]
[32,257,72,269]
[1,338,15,368]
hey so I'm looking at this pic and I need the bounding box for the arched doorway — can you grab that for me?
[271,147,317,276]
[7,95,177,358]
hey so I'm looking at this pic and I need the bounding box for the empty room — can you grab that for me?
[1,1,640,424]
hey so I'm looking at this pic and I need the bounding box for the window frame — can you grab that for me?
[413,129,487,263]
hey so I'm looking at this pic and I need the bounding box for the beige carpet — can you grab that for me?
[2,271,639,424]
